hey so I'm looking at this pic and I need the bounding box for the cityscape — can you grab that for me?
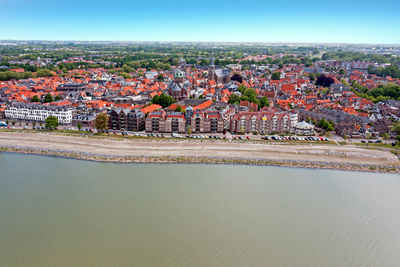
[1,42,399,144]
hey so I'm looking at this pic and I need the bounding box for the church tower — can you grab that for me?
[208,52,215,82]
[174,69,185,84]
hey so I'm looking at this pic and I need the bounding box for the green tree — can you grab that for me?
[77,122,82,131]
[95,113,108,133]
[175,105,183,112]
[54,95,62,101]
[157,74,164,81]
[119,72,131,79]
[45,116,58,129]
[318,118,335,131]
[44,93,53,103]
[228,94,241,105]
[187,125,192,136]
[31,95,40,102]
[318,118,328,129]
[237,84,247,94]
[35,69,54,78]
[152,93,175,108]
[391,122,400,135]
[271,72,281,80]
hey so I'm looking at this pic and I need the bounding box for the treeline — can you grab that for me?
[352,81,400,102]
[0,69,54,81]
[322,51,400,64]
[368,65,400,79]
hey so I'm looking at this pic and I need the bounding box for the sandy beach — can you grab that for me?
[0,131,399,172]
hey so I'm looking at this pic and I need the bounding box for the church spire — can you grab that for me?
[210,51,214,66]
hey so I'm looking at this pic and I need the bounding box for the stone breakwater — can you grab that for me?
[1,144,399,174]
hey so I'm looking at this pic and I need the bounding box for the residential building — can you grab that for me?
[230,111,292,134]
[5,102,73,124]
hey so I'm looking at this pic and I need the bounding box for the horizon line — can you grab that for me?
[1,39,400,46]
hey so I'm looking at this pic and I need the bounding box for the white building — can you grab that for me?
[294,121,315,136]
[5,102,73,124]
[290,112,298,133]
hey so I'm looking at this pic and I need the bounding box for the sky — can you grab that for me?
[1,0,399,44]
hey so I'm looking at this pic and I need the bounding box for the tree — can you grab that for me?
[317,118,335,131]
[391,122,400,135]
[31,95,40,102]
[318,118,329,129]
[152,93,175,108]
[187,125,192,136]
[45,116,58,129]
[54,95,62,101]
[77,122,82,131]
[316,74,335,88]
[271,72,281,80]
[228,94,241,104]
[175,105,183,112]
[119,72,131,79]
[157,74,164,82]
[259,96,270,108]
[230,73,243,83]
[35,69,54,78]
[44,93,53,103]
[95,113,108,133]
[237,84,247,95]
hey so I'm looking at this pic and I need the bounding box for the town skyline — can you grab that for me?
[2,40,400,45]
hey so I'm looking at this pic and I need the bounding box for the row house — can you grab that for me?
[164,112,186,133]
[109,108,145,131]
[145,111,166,133]
[230,111,292,134]
[191,110,224,133]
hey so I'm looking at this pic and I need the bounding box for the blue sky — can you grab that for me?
[1,0,399,44]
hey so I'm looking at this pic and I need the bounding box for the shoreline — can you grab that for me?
[0,131,399,173]
[1,145,399,173]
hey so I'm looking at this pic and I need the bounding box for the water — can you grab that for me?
[0,153,400,266]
